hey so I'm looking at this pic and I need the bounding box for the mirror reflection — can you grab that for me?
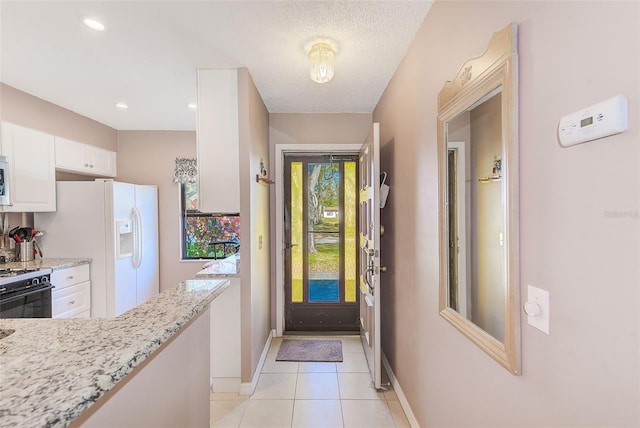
[437,23,519,374]
[446,87,504,342]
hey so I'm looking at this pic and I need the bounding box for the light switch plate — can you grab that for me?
[526,285,550,334]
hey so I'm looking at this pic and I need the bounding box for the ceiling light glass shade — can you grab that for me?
[308,42,335,84]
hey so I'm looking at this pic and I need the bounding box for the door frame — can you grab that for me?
[447,141,469,317]
[275,144,362,336]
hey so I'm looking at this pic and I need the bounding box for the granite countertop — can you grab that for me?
[0,258,91,272]
[0,278,230,428]
[195,253,240,278]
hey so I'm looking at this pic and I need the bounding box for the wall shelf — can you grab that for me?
[256,174,274,185]
[478,175,502,183]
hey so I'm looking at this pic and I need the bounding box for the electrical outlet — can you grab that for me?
[524,285,550,334]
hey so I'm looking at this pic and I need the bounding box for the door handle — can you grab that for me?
[284,243,298,250]
[367,264,387,275]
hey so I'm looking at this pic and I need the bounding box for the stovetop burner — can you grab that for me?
[0,267,41,278]
[0,267,52,289]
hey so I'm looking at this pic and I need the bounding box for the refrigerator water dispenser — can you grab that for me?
[116,220,133,258]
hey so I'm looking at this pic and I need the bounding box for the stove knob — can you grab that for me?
[31,278,40,285]
[41,276,49,283]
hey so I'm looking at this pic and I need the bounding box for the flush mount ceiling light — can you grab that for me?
[83,17,105,32]
[306,40,337,84]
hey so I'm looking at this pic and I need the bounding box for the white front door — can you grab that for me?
[358,123,382,389]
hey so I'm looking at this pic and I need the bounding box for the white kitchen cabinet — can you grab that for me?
[89,146,117,177]
[55,136,117,177]
[51,263,91,318]
[0,122,57,212]
[196,69,240,213]
[210,278,240,392]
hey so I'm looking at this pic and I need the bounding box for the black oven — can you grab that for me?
[0,269,53,319]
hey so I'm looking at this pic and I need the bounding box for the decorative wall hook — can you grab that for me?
[256,158,274,184]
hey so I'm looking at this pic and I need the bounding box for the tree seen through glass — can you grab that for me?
[182,182,240,259]
[308,162,340,302]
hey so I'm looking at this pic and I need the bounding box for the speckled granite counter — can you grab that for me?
[0,258,91,271]
[196,253,240,278]
[0,278,230,428]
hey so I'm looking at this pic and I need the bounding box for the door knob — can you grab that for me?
[380,225,385,237]
[367,265,388,274]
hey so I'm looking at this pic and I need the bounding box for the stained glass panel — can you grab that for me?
[344,161,357,302]
[291,162,304,303]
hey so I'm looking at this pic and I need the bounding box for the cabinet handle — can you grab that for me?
[90,164,94,168]
[69,300,75,305]
[84,163,89,168]
[66,275,74,280]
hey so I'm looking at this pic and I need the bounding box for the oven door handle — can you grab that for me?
[0,284,54,304]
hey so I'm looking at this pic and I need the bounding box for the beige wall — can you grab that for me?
[116,131,202,291]
[269,113,372,145]
[374,1,638,426]
[267,113,372,326]
[0,83,117,151]
[237,69,271,382]
[0,83,118,228]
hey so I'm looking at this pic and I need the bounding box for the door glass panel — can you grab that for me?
[291,161,304,303]
[285,154,360,332]
[308,162,340,303]
[344,161,357,302]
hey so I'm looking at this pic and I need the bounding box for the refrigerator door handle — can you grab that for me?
[132,207,143,269]
[130,208,138,268]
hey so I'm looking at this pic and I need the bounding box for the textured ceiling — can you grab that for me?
[0,1,432,131]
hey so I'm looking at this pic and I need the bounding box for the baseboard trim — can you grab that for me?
[382,352,420,428]
[211,377,241,393]
[239,329,275,396]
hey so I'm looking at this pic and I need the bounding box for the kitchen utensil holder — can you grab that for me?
[16,241,34,262]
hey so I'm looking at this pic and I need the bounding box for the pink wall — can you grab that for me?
[374,1,638,426]
[116,130,202,292]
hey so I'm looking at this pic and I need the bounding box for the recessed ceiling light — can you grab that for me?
[83,17,105,32]
[115,102,128,110]
[187,102,197,110]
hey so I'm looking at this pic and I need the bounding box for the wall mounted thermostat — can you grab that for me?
[558,95,628,147]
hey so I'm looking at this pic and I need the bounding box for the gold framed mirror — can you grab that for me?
[437,23,520,374]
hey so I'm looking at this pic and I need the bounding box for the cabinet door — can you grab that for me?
[52,281,91,318]
[55,136,87,172]
[88,146,117,177]
[1,122,56,212]
[51,264,90,291]
[55,137,117,177]
[196,69,240,213]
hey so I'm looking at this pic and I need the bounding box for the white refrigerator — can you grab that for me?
[35,179,159,317]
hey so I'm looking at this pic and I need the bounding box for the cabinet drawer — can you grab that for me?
[52,281,90,318]
[51,264,90,290]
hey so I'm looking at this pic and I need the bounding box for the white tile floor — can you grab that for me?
[210,336,410,428]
